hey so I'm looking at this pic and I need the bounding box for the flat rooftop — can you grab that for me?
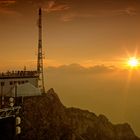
[0,71,39,79]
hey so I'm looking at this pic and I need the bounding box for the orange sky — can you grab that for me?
[1,0,140,136]
[1,0,140,70]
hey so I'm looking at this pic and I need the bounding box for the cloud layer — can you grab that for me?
[45,63,140,136]
[47,63,117,74]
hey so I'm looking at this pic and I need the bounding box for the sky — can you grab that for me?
[1,0,140,136]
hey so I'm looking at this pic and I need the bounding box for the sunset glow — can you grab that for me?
[128,57,139,68]
[1,0,140,136]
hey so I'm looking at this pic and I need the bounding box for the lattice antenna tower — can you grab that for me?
[37,8,45,93]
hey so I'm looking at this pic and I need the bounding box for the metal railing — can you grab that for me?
[0,71,39,78]
[0,106,21,119]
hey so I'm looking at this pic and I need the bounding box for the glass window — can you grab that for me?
[1,82,5,86]
[10,81,13,85]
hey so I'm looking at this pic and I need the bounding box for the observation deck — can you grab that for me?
[0,71,39,79]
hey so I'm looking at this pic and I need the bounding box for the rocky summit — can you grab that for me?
[21,88,140,140]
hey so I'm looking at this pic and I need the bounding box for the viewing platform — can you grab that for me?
[0,71,39,79]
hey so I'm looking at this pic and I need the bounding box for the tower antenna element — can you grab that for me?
[37,8,45,93]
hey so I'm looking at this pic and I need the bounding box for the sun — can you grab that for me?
[128,57,139,68]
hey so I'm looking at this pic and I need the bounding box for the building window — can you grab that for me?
[1,82,5,86]
[25,80,29,83]
[10,81,13,85]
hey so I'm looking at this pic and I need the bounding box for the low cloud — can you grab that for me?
[47,63,117,75]
[45,62,140,136]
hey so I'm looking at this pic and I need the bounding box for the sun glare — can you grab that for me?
[128,57,139,68]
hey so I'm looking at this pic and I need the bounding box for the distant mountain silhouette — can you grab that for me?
[21,88,140,140]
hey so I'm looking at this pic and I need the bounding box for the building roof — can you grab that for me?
[0,71,39,79]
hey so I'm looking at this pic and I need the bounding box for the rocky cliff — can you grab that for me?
[21,88,140,140]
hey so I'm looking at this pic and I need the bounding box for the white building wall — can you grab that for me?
[0,77,38,96]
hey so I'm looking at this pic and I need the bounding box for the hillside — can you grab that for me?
[21,88,140,140]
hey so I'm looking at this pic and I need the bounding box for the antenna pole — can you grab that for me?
[37,8,45,93]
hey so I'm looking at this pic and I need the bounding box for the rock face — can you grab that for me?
[21,89,140,140]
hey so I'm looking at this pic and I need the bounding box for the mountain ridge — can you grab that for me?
[21,88,140,140]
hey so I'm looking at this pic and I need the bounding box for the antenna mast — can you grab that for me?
[37,8,45,93]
